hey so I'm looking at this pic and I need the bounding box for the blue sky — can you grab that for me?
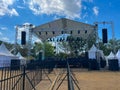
[0,0,120,43]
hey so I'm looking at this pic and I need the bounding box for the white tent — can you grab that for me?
[16,52,26,65]
[107,52,116,59]
[0,43,17,57]
[88,45,97,59]
[0,43,18,68]
[116,49,120,66]
[116,49,120,59]
[88,44,105,60]
[105,52,117,67]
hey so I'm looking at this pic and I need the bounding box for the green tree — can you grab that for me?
[99,42,112,55]
[32,42,54,59]
[98,38,120,55]
[44,42,54,58]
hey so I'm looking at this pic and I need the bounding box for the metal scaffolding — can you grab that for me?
[94,21,115,53]
[14,24,35,58]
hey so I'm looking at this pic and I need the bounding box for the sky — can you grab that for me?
[0,0,120,43]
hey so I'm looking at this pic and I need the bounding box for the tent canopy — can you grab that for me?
[88,44,105,59]
[16,52,26,65]
[0,43,15,57]
[16,52,26,60]
[107,52,116,59]
[0,43,18,67]
[116,49,120,59]
[88,45,98,59]
[89,44,97,52]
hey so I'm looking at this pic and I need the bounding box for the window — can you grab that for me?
[78,30,80,34]
[85,30,87,34]
[61,31,64,34]
[39,32,41,35]
[52,31,55,34]
[46,32,48,35]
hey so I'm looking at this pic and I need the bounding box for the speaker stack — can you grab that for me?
[21,31,26,45]
[102,28,108,43]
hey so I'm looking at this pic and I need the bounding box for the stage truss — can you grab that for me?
[15,18,97,59]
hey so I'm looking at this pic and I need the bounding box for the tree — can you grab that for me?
[99,42,112,55]
[32,42,54,59]
[60,36,87,57]
[98,38,120,55]
[44,42,54,58]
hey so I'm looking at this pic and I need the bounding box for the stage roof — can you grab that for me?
[33,18,97,41]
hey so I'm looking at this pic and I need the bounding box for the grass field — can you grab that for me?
[35,69,120,90]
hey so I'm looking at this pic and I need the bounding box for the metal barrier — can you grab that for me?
[54,61,80,90]
[0,64,42,90]
[67,61,75,90]
[0,59,81,90]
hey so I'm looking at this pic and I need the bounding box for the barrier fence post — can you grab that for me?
[67,61,74,90]
[22,66,25,90]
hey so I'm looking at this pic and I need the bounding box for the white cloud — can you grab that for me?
[83,0,93,3]
[85,21,88,23]
[93,6,99,16]
[0,36,14,43]
[23,0,27,4]
[2,37,10,42]
[9,9,19,16]
[0,0,19,16]
[0,32,2,35]
[82,12,88,18]
[28,0,82,19]
[0,27,8,30]
[17,6,25,9]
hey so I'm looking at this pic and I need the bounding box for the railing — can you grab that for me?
[0,59,81,90]
[0,65,42,90]
[67,61,75,90]
[49,61,80,90]
[0,59,55,90]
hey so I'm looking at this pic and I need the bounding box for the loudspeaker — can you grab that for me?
[21,31,26,45]
[102,28,108,43]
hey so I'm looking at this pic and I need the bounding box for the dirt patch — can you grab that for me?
[35,69,120,90]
